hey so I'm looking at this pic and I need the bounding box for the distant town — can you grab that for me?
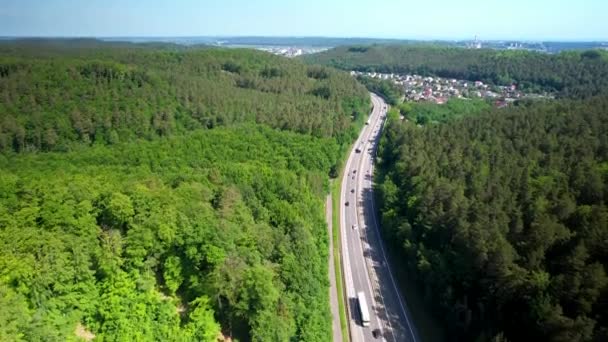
[255,46,329,57]
[217,37,608,55]
[462,39,608,53]
[94,36,608,55]
[252,40,608,57]
[351,71,554,106]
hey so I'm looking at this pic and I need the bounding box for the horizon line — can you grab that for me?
[1,35,607,43]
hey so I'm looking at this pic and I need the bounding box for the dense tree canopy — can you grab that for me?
[0,124,343,341]
[304,45,608,98]
[0,40,372,341]
[376,96,608,341]
[0,40,369,153]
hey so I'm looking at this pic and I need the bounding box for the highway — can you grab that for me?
[339,93,419,342]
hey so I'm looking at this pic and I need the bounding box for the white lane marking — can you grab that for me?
[361,95,399,342]
[357,97,397,342]
[368,95,418,342]
[342,93,418,342]
[340,105,371,342]
[352,98,385,340]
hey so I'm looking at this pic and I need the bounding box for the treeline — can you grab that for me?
[0,39,370,153]
[304,45,608,98]
[376,96,608,341]
[0,124,342,341]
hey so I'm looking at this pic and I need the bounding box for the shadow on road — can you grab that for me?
[349,297,361,327]
[359,183,409,342]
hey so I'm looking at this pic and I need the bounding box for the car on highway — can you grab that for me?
[353,170,357,174]
[351,188,355,193]
[345,201,349,206]
[352,224,358,230]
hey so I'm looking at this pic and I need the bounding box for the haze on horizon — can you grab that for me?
[1,0,607,42]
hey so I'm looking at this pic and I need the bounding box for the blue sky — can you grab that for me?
[1,0,606,41]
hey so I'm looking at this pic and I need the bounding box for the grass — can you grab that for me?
[330,179,349,342]
[330,140,356,342]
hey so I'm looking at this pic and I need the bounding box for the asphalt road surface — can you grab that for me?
[339,93,420,342]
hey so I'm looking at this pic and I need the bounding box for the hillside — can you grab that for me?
[376,97,608,341]
[0,40,370,341]
[0,39,369,153]
[303,45,608,98]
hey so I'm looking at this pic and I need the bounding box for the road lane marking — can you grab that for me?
[367,95,418,342]
[356,96,397,342]
[340,117,366,342]
[341,93,419,342]
[351,100,385,340]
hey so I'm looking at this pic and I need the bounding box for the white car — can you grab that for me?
[352,224,358,230]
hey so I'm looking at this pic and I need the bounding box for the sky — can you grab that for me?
[0,0,606,41]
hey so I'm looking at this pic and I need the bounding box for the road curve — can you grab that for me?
[339,93,420,342]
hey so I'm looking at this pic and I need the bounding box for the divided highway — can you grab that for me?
[339,93,419,342]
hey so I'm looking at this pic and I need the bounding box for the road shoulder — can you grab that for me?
[327,192,345,342]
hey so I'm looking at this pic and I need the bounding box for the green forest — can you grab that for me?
[376,96,608,341]
[0,40,371,341]
[5,37,608,342]
[0,39,369,153]
[303,45,608,98]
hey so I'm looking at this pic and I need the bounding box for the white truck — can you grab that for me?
[357,291,370,327]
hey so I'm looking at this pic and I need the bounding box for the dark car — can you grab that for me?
[351,188,355,193]
[372,328,382,339]
[345,201,349,206]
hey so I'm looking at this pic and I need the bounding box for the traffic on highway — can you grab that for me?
[339,94,419,342]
